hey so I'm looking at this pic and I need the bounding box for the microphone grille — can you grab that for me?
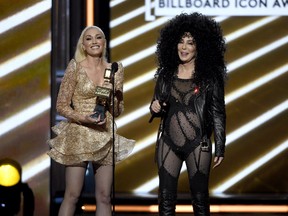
[111,62,118,72]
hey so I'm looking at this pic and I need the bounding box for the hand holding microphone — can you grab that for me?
[149,99,168,123]
[151,100,162,113]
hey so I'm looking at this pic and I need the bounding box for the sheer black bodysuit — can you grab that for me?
[157,77,212,194]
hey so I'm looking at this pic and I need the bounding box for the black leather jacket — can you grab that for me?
[150,71,226,157]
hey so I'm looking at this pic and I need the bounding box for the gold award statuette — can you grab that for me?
[95,86,111,99]
[90,68,112,121]
[104,68,112,80]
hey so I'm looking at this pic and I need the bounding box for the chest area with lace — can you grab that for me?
[170,78,198,107]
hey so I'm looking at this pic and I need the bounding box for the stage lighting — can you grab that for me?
[0,158,34,216]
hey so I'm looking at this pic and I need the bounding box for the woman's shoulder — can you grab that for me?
[66,59,78,71]
[69,58,77,65]
[115,61,123,72]
[117,61,124,70]
[116,61,123,67]
[153,68,166,80]
[64,59,82,78]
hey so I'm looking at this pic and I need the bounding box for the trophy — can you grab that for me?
[90,68,112,121]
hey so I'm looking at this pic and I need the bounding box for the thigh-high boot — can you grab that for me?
[191,192,210,216]
[158,167,178,216]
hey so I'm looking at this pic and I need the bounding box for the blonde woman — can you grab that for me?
[48,26,134,216]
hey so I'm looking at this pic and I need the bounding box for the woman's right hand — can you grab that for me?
[151,100,162,113]
[82,114,106,125]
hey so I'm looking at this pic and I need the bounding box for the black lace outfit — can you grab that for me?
[157,76,212,194]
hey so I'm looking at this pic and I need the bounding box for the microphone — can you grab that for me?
[111,62,118,74]
[149,100,167,123]
[110,62,118,215]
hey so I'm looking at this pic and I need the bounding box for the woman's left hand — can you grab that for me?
[213,156,224,169]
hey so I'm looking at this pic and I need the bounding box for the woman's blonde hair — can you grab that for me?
[74,26,107,62]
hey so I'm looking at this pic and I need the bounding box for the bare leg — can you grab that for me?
[93,163,113,216]
[58,165,86,216]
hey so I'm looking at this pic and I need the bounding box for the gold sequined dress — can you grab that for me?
[47,59,135,166]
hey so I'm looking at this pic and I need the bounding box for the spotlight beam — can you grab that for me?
[110,16,169,48]
[0,0,51,34]
[225,16,279,42]
[228,35,288,73]
[0,41,51,78]
[22,155,50,182]
[212,140,288,193]
[110,5,147,28]
[110,0,126,7]
[0,97,50,137]
[225,64,288,104]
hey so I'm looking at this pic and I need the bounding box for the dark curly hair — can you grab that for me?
[155,12,227,87]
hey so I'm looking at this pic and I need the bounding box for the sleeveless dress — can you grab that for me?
[47,59,135,166]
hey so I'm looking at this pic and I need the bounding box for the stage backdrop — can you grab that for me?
[0,0,287,216]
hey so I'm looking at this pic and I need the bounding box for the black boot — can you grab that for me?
[159,189,177,216]
[191,192,210,216]
[158,167,178,216]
